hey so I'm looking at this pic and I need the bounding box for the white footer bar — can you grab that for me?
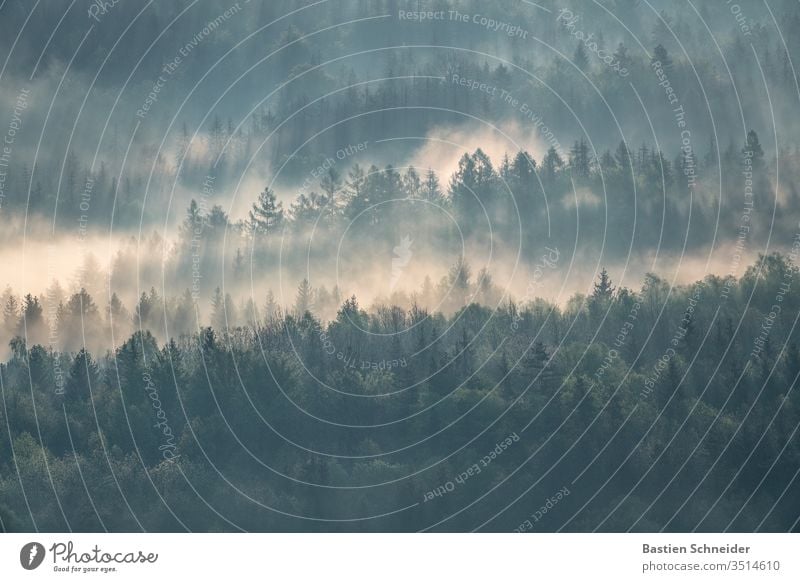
[1,533,797,581]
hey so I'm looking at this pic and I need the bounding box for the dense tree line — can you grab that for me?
[2,127,778,362]
[2,0,800,235]
[3,0,800,534]
[42,128,778,324]
[1,254,799,531]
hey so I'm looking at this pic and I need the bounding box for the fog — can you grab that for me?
[0,0,798,352]
[5,0,800,536]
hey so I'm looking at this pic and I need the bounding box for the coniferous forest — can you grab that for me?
[1,0,800,532]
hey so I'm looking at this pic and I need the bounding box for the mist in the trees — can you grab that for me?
[1,0,800,534]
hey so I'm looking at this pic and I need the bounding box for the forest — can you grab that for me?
[1,251,799,532]
[2,0,800,532]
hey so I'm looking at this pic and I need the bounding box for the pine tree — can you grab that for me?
[345,164,367,213]
[233,248,245,281]
[65,288,98,318]
[211,287,226,330]
[207,205,228,231]
[20,294,43,331]
[449,153,478,221]
[295,279,314,316]
[181,199,203,241]
[592,268,615,301]
[512,151,536,187]
[320,167,342,208]
[19,294,46,345]
[615,141,631,169]
[210,114,224,156]
[422,169,444,204]
[542,147,564,182]
[448,259,472,307]
[264,289,279,324]
[247,187,284,235]
[2,288,19,333]
[569,139,591,178]
[66,349,98,403]
[613,43,631,72]
[223,293,237,329]
[403,167,421,198]
[651,44,672,75]
[523,341,553,387]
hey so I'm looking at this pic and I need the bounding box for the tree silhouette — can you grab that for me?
[247,187,284,236]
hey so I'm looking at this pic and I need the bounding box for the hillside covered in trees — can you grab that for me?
[2,0,800,534]
[1,254,799,532]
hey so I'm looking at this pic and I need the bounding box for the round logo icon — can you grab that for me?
[20,542,45,570]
